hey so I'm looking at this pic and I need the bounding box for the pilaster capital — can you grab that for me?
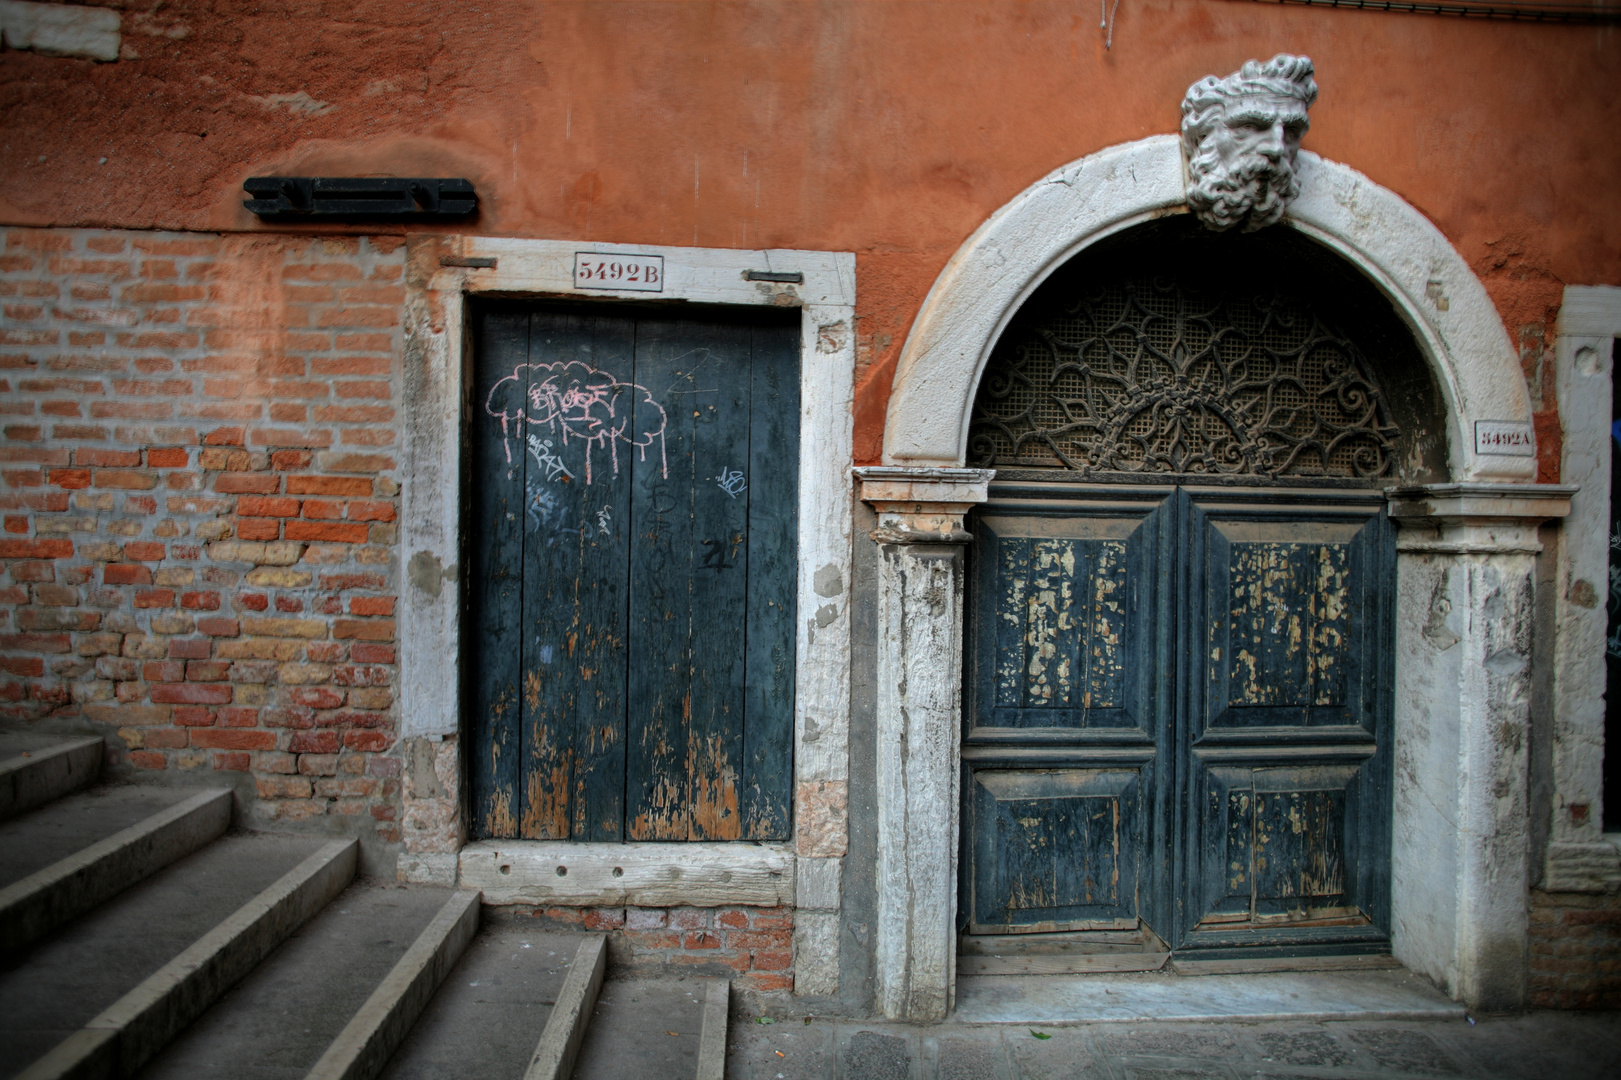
[856,466,995,545]
[1386,482,1576,555]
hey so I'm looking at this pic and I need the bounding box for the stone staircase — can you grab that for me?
[0,733,730,1080]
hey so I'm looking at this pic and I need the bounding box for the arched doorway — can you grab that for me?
[859,137,1563,1022]
[957,217,1447,967]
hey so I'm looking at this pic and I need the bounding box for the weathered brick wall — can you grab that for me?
[1529,888,1621,1008]
[0,227,405,860]
[514,905,795,993]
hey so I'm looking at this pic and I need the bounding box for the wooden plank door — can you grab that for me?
[963,482,1395,957]
[468,302,798,842]
[963,484,1175,934]
[1174,487,1393,953]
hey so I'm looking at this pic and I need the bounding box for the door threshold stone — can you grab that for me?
[952,968,1464,1024]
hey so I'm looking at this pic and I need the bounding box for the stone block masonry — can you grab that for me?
[0,227,405,852]
[512,905,795,993]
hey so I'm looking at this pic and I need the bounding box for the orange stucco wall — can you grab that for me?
[3,1,1618,471]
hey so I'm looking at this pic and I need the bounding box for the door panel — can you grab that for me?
[1176,489,1392,950]
[965,486,1174,934]
[968,764,1150,933]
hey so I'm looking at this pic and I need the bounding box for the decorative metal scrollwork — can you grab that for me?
[968,279,1398,479]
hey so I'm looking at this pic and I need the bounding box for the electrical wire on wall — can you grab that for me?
[1102,0,1122,48]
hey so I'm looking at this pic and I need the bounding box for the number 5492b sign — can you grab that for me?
[573,252,664,292]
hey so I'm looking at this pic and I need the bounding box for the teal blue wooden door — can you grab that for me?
[468,303,798,841]
[966,482,1394,954]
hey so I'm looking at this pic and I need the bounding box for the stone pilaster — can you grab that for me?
[856,466,992,1022]
[1387,483,1573,1011]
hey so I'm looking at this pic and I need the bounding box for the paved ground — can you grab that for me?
[727,1011,1621,1079]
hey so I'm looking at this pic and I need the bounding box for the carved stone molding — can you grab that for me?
[1387,482,1574,554]
[856,466,994,543]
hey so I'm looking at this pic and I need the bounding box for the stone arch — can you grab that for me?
[882,134,1534,482]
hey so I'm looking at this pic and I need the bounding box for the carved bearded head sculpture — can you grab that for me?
[1181,54,1318,232]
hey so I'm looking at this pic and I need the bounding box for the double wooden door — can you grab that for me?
[964,481,1394,956]
[468,302,798,842]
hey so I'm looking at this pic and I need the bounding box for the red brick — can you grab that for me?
[143,660,184,682]
[129,750,167,769]
[238,496,302,518]
[343,730,391,752]
[196,617,240,637]
[750,950,792,971]
[0,632,70,652]
[347,596,396,617]
[212,751,252,771]
[173,706,216,727]
[0,538,72,559]
[152,682,233,705]
[285,475,371,497]
[147,447,189,468]
[238,593,269,611]
[346,500,396,522]
[271,450,314,471]
[301,499,343,520]
[320,573,386,590]
[218,706,260,727]
[291,687,344,709]
[215,473,281,495]
[350,643,395,663]
[237,518,281,541]
[584,909,627,931]
[94,469,158,490]
[203,426,245,446]
[97,563,148,587]
[0,657,44,677]
[738,973,792,992]
[290,731,340,753]
[334,619,394,641]
[185,660,230,681]
[275,596,304,613]
[191,729,272,750]
[283,520,367,543]
[142,728,190,749]
[47,467,90,490]
[724,929,792,950]
[134,588,176,608]
[124,541,165,561]
[181,591,221,610]
[168,637,212,660]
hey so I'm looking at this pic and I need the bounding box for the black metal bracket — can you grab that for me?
[243,177,478,220]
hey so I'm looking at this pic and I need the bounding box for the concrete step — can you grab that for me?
[0,833,335,1080]
[0,734,102,821]
[0,784,202,890]
[570,976,716,1080]
[377,923,587,1080]
[0,788,233,953]
[135,883,462,1080]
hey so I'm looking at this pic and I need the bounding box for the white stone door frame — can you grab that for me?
[1549,286,1621,891]
[865,135,1571,1019]
[395,239,857,992]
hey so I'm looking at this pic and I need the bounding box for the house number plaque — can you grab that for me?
[1474,420,1535,456]
[573,252,664,292]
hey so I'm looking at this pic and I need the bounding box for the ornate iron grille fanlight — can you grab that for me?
[967,279,1399,479]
